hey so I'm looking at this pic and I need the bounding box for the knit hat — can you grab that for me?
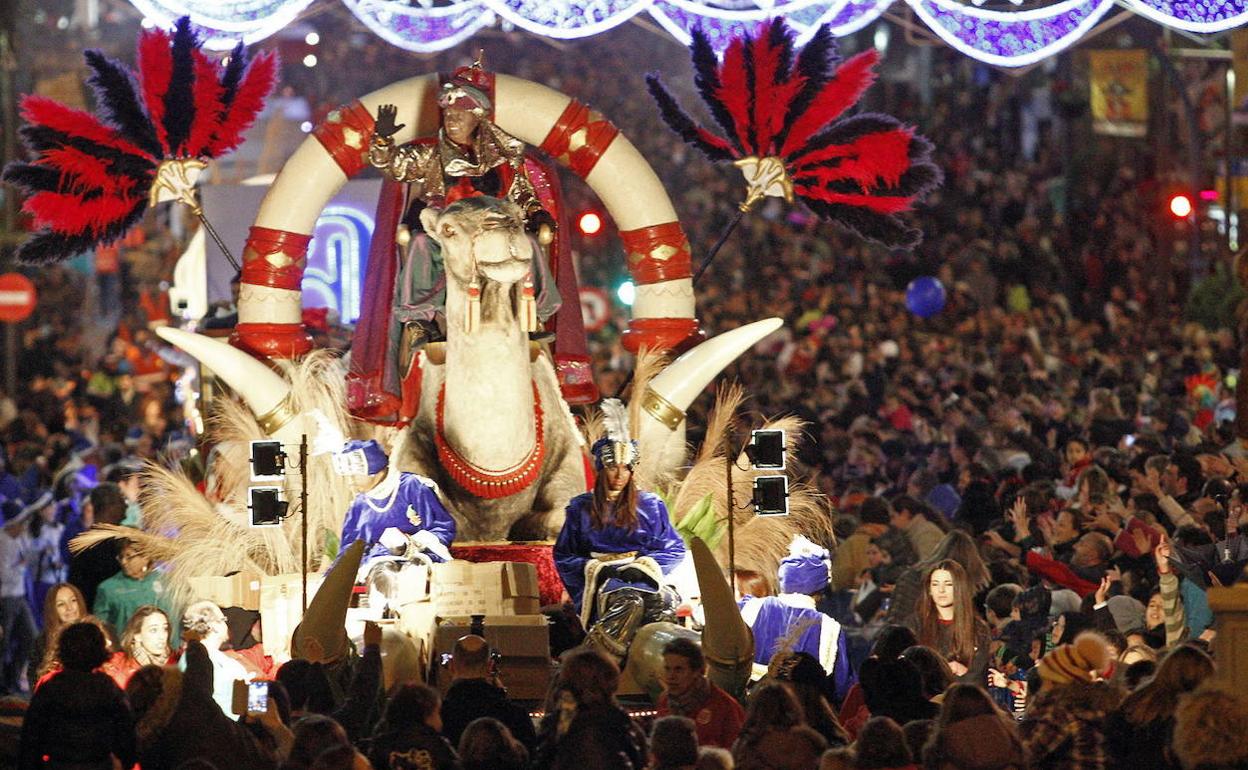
[1036,632,1110,685]
[778,535,831,595]
[1105,595,1146,634]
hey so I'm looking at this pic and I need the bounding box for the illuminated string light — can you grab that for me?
[125,0,317,49]
[125,0,1248,64]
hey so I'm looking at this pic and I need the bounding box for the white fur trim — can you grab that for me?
[818,615,842,675]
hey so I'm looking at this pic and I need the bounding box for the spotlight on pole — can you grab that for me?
[248,487,287,527]
[249,440,286,482]
[753,476,789,516]
[745,429,786,471]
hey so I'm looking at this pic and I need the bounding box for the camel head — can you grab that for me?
[421,197,534,292]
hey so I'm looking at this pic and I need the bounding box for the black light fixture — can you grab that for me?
[753,475,789,516]
[248,486,287,527]
[745,429,786,471]
[249,440,286,481]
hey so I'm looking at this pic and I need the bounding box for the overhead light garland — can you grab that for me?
[128,0,1248,65]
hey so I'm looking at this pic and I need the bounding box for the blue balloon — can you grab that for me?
[905,276,946,318]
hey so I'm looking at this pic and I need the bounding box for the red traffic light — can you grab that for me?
[578,211,603,236]
[1169,194,1193,218]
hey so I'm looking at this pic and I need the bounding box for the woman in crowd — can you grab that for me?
[106,605,174,689]
[887,532,990,627]
[34,613,113,689]
[1105,645,1216,770]
[912,560,990,682]
[126,637,288,770]
[532,647,647,770]
[921,683,1025,770]
[19,621,136,770]
[731,682,828,770]
[28,581,86,685]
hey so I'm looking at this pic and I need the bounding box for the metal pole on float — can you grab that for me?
[724,417,736,587]
[301,433,309,614]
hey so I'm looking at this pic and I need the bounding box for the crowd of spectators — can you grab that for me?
[3,7,1248,770]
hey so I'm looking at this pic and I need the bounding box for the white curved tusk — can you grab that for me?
[155,327,293,424]
[637,318,783,467]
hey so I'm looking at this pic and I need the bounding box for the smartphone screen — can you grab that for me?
[248,681,269,714]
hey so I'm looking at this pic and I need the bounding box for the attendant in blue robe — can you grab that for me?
[554,400,685,659]
[333,440,456,570]
[740,536,856,705]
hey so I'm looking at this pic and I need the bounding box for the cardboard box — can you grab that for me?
[259,572,325,661]
[188,572,263,611]
[432,614,552,700]
[432,561,540,616]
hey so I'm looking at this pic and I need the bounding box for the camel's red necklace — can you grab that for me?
[435,381,545,498]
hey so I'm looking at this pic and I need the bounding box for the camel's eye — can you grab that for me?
[440,223,457,239]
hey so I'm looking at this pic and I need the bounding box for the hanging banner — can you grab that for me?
[1090,50,1149,138]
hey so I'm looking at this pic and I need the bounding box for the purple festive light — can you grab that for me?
[908,0,1115,66]
[1120,0,1248,31]
[128,0,315,49]
[126,0,1248,64]
[343,0,494,53]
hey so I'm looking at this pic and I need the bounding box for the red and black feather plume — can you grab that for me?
[647,19,940,248]
[1,16,277,265]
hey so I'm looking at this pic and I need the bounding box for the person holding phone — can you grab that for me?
[123,632,290,770]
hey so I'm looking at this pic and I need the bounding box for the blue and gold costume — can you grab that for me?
[555,490,686,610]
[338,471,457,566]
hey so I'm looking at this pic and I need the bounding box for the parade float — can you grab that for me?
[3,16,936,701]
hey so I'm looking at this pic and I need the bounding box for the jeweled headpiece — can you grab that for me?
[439,56,492,117]
[591,398,640,469]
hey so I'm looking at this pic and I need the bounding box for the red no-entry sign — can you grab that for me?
[0,274,36,323]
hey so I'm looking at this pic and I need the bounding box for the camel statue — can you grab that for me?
[402,196,587,541]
